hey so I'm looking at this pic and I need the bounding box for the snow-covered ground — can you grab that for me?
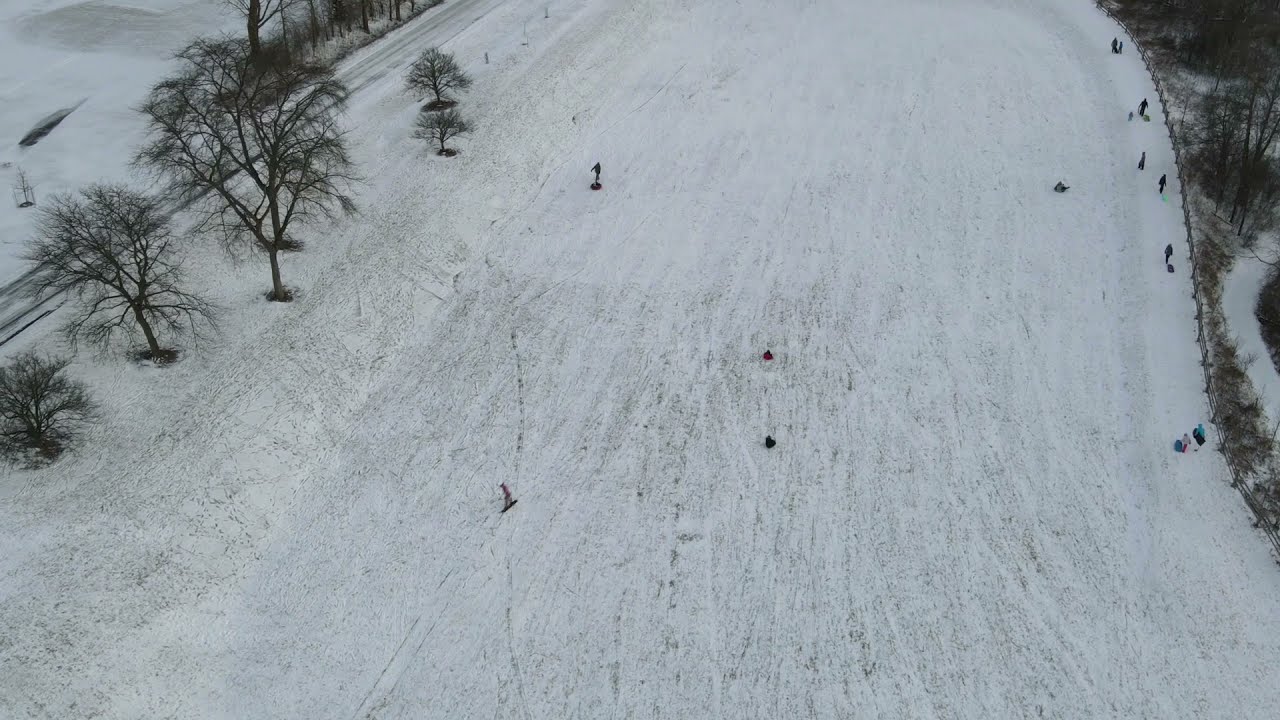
[0,0,233,281]
[4,0,1280,718]
[1224,254,1280,423]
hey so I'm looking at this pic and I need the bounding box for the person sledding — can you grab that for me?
[1053,181,1070,193]
[500,483,517,512]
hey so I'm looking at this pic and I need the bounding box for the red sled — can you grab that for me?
[590,182,602,191]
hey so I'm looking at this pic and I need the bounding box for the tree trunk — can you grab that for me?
[269,248,287,300]
[361,0,370,33]
[308,0,320,50]
[133,305,163,357]
[248,0,263,59]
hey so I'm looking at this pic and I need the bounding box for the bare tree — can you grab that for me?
[14,166,36,208]
[414,108,470,155]
[1228,55,1280,234]
[225,0,296,61]
[1188,85,1249,210]
[306,0,323,49]
[136,37,356,302]
[406,47,472,110]
[26,185,214,361]
[0,352,94,465]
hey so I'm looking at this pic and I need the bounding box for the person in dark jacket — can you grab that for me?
[1158,174,1167,193]
[1164,243,1173,264]
[1138,98,1148,116]
[1111,38,1119,53]
[1192,424,1206,450]
[1138,151,1146,171]
[591,162,601,185]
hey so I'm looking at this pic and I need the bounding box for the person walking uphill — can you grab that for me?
[1164,243,1173,264]
[1138,151,1145,171]
[1111,37,1119,54]
[1138,98,1148,117]
[1158,173,1167,194]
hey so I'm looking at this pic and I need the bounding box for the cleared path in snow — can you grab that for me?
[3,0,1280,718]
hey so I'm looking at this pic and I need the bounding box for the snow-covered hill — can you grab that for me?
[3,0,1279,718]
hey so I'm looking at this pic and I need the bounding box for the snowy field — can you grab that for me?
[4,0,1280,718]
[1225,255,1280,422]
[0,0,232,282]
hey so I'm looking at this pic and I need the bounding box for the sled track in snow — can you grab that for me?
[0,0,508,350]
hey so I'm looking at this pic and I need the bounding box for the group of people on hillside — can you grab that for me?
[1175,425,1207,453]
[1110,39,1212,456]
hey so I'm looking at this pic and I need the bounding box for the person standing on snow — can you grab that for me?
[1138,151,1146,171]
[1158,174,1167,194]
[1164,243,1173,265]
[1192,424,1206,450]
[591,162,602,185]
[1181,433,1192,453]
[1138,98,1148,116]
[1119,40,1124,53]
[1111,38,1119,53]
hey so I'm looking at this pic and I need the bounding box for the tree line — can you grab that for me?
[2,0,474,466]
[267,0,446,61]
[1128,0,1280,238]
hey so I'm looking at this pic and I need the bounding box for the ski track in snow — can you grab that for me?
[3,0,1280,718]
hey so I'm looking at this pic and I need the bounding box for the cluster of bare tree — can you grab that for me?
[7,24,360,464]
[1129,0,1280,238]
[277,0,446,59]
[6,0,462,465]
[407,48,473,155]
